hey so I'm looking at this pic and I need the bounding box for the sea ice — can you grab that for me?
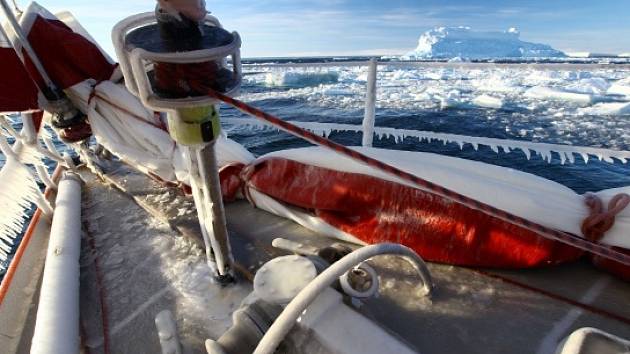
[565,78,610,95]
[472,94,504,109]
[607,83,630,97]
[265,71,339,87]
[578,102,630,116]
[524,86,593,106]
[240,64,630,148]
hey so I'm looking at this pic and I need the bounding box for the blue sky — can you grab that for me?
[21,0,630,57]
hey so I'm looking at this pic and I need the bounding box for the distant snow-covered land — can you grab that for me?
[403,27,566,60]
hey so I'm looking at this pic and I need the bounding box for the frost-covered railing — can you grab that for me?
[223,118,630,165]
[0,113,65,266]
[234,60,630,165]
[243,61,630,70]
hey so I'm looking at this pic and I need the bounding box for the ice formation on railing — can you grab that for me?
[223,118,630,165]
[0,116,62,166]
[0,115,60,269]
[0,136,43,263]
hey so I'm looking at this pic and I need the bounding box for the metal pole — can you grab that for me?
[362,59,377,147]
[187,147,219,275]
[196,142,233,281]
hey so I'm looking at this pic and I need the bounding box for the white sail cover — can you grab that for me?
[256,147,630,250]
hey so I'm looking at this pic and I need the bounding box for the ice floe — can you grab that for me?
[524,86,594,106]
[264,71,339,87]
[472,94,504,109]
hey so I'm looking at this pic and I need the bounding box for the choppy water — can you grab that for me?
[2,62,630,278]
[226,64,630,194]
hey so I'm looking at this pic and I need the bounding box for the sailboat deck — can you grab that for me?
[77,160,630,354]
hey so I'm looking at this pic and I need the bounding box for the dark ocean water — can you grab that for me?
[224,79,630,195]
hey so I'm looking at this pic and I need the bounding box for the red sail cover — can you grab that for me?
[236,158,584,268]
[0,4,115,112]
[0,38,38,112]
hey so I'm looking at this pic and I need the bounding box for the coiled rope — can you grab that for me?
[582,193,630,241]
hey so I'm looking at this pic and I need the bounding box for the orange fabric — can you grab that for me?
[241,158,584,268]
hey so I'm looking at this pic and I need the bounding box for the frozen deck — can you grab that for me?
[72,160,630,354]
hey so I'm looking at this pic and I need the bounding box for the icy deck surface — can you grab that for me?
[80,163,630,354]
[79,170,251,354]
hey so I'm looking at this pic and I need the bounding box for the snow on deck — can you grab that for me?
[79,170,251,353]
[77,162,630,354]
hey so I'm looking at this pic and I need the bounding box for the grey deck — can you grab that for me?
[79,161,630,354]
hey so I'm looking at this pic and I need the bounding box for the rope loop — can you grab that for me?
[582,193,630,241]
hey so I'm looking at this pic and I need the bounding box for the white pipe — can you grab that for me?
[30,172,82,354]
[155,310,182,354]
[253,243,434,354]
[362,59,377,147]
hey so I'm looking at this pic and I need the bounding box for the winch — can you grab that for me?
[113,4,242,281]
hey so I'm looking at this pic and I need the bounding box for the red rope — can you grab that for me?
[582,193,630,241]
[188,82,630,267]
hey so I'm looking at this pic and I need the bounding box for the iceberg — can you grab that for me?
[404,27,565,60]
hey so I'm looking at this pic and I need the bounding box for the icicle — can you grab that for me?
[221,118,630,166]
[0,133,54,265]
[559,152,567,165]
